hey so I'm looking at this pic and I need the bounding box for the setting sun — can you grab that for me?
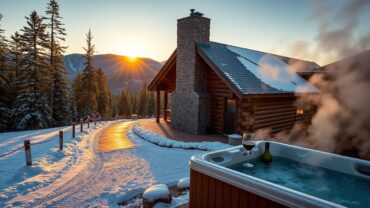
[127,56,137,63]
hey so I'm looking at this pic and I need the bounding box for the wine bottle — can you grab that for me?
[261,142,272,164]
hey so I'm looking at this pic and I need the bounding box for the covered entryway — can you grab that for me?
[147,50,176,123]
[224,98,236,134]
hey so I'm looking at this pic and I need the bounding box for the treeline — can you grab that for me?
[116,83,155,118]
[0,0,112,132]
[71,30,112,122]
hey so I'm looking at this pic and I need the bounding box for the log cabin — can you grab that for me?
[148,10,320,135]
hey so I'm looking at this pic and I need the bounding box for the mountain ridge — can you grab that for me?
[64,53,162,94]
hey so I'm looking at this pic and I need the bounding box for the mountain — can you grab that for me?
[64,54,162,94]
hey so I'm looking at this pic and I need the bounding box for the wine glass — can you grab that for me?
[242,132,255,168]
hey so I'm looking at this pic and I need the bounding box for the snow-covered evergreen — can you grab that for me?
[46,0,70,126]
[16,11,52,129]
[78,29,98,117]
[0,13,9,131]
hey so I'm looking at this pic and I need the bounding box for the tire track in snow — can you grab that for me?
[24,125,109,208]
[6,120,194,207]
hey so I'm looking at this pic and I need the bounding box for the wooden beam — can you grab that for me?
[156,90,160,123]
[148,50,177,91]
[163,91,168,121]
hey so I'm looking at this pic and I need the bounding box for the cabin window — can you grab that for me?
[226,99,236,113]
[296,108,304,116]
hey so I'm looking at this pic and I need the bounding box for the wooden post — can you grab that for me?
[80,119,83,132]
[163,91,168,121]
[156,90,160,123]
[94,114,96,126]
[24,140,32,166]
[87,116,90,128]
[72,123,75,138]
[59,131,64,150]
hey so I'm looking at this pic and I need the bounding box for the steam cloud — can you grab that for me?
[262,0,370,160]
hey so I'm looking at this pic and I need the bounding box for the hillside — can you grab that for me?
[64,54,162,94]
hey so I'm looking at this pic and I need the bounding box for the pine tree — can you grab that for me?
[6,32,26,130]
[45,0,70,126]
[118,90,131,118]
[130,93,138,115]
[138,83,148,117]
[79,29,98,117]
[68,86,77,122]
[72,73,83,118]
[0,14,9,131]
[146,91,155,117]
[16,11,52,129]
[96,68,111,118]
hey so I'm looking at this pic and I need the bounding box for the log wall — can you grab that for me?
[237,97,297,134]
[207,68,234,133]
[189,169,287,208]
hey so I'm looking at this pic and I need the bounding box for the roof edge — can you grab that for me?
[148,49,177,91]
[196,46,243,99]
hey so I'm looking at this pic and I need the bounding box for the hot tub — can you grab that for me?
[189,141,370,208]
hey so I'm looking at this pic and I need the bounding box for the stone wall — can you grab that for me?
[170,12,211,134]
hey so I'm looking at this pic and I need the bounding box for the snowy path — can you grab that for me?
[1,121,202,207]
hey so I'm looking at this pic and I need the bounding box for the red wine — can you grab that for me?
[243,141,255,150]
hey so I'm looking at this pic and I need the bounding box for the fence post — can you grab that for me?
[80,119,83,132]
[72,123,75,138]
[24,140,32,166]
[59,131,64,150]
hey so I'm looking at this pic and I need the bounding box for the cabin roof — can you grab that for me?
[196,42,319,95]
[148,41,320,96]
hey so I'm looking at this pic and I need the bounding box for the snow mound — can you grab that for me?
[153,191,189,208]
[228,134,241,139]
[143,184,171,202]
[177,177,190,190]
[132,125,230,151]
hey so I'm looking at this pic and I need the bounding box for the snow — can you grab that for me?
[121,191,189,208]
[0,120,206,207]
[143,184,170,202]
[227,45,319,93]
[228,134,241,139]
[133,124,231,151]
[153,191,189,208]
[177,177,190,190]
[0,121,113,206]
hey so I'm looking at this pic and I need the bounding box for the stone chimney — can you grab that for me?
[171,9,210,134]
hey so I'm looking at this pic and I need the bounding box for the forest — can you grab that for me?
[0,0,155,132]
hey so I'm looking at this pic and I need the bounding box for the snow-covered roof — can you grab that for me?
[197,42,319,95]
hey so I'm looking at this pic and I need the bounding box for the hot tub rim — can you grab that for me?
[189,142,356,208]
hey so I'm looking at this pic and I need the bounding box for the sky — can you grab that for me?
[1,0,370,65]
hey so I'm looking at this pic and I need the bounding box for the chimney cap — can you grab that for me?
[190,9,204,17]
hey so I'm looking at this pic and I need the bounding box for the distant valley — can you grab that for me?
[64,54,162,94]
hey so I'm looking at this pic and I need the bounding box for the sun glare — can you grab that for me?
[127,56,137,63]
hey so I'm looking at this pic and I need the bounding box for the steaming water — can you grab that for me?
[228,156,370,208]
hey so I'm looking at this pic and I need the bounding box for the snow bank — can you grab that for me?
[177,177,190,190]
[132,125,230,151]
[153,191,189,208]
[143,184,171,202]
